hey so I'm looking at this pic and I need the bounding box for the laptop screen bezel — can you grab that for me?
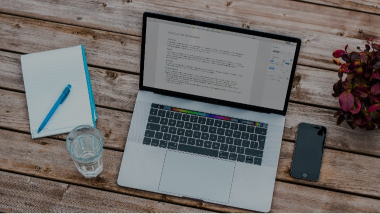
[139,12,301,116]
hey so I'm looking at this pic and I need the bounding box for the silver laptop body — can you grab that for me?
[118,12,301,212]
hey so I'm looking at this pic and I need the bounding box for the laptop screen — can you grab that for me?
[142,16,299,112]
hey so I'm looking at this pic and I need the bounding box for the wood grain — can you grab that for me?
[0,129,380,212]
[1,81,380,156]
[0,171,209,213]
[0,49,341,113]
[1,0,378,40]
[296,0,380,15]
[0,89,130,151]
[0,11,370,73]
[0,51,139,112]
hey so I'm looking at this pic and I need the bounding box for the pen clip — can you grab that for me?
[60,89,70,104]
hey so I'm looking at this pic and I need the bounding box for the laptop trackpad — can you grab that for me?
[158,150,235,203]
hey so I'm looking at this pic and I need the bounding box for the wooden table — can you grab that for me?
[1,0,380,212]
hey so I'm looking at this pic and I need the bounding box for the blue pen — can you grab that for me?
[37,84,71,133]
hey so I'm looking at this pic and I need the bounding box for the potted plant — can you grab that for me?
[332,30,380,130]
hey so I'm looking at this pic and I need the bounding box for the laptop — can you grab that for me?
[118,12,301,212]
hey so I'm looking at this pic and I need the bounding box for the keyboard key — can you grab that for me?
[198,117,206,124]
[206,118,214,126]
[230,123,238,130]
[179,136,187,144]
[217,128,225,135]
[145,130,155,138]
[161,125,168,132]
[255,127,267,135]
[212,142,220,150]
[245,156,254,164]
[247,126,255,133]
[185,122,192,129]
[209,127,217,134]
[234,138,242,146]
[168,119,176,126]
[176,121,184,128]
[201,133,209,140]
[219,151,229,159]
[155,132,163,139]
[254,157,262,166]
[239,124,247,131]
[236,147,244,154]
[196,139,204,147]
[185,130,193,137]
[190,116,198,122]
[151,139,159,146]
[250,141,258,149]
[201,125,208,132]
[151,103,158,108]
[217,135,226,143]
[174,112,182,120]
[237,154,245,162]
[150,108,158,115]
[159,140,168,148]
[220,144,228,151]
[210,134,217,141]
[229,153,237,161]
[249,134,258,141]
[245,148,263,157]
[193,131,201,138]
[214,120,222,127]
[146,123,160,131]
[143,137,151,145]
[258,141,265,150]
[233,131,241,138]
[228,145,237,152]
[158,110,166,117]
[177,128,185,135]
[258,135,266,144]
[222,121,230,128]
[242,140,250,147]
[204,141,212,148]
[187,138,195,145]
[169,127,177,134]
[178,144,218,157]
[171,135,179,142]
[226,137,234,144]
[148,116,160,123]
[160,118,168,125]
[241,132,249,139]
[182,114,190,121]
[166,111,174,118]
[168,142,178,150]
[163,133,171,141]
[192,124,200,131]
[225,129,233,136]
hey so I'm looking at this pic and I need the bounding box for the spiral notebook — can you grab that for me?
[21,45,97,139]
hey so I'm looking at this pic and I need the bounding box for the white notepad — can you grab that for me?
[21,45,97,139]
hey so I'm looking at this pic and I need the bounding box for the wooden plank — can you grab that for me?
[0,11,369,73]
[0,171,208,213]
[0,0,378,40]
[0,89,130,151]
[0,128,380,212]
[296,0,380,15]
[1,85,379,156]
[0,49,340,112]
[0,51,139,112]
[0,14,141,74]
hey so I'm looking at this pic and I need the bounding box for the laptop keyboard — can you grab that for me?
[143,103,268,166]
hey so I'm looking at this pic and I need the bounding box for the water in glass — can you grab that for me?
[66,125,103,178]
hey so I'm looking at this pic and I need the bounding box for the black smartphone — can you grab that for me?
[290,123,327,181]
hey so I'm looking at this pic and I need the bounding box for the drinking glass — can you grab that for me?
[66,125,103,178]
